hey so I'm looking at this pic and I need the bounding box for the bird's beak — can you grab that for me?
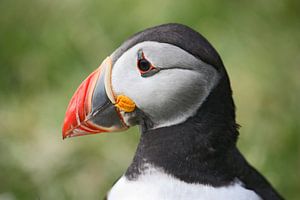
[62,57,136,139]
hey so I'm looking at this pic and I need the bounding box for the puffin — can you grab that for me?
[62,23,283,200]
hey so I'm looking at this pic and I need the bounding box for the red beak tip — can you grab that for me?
[62,133,68,140]
[62,133,67,140]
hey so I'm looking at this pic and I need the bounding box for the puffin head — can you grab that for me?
[62,23,234,139]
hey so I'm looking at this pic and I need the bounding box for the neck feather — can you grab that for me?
[126,74,239,186]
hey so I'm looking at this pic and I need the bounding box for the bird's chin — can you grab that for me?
[120,111,139,127]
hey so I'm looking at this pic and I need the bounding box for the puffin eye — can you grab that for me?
[138,59,151,72]
[136,50,159,77]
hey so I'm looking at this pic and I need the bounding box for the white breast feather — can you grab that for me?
[107,166,262,200]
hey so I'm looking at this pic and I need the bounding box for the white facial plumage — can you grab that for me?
[111,41,219,129]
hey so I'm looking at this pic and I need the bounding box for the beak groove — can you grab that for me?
[62,57,130,139]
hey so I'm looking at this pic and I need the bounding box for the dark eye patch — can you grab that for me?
[138,59,151,72]
[137,50,160,77]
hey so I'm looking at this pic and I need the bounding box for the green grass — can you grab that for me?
[0,0,299,199]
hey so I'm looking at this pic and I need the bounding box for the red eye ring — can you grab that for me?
[138,59,155,73]
[137,51,157,75]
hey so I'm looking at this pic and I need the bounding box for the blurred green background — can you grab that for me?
[0,0,299,199]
